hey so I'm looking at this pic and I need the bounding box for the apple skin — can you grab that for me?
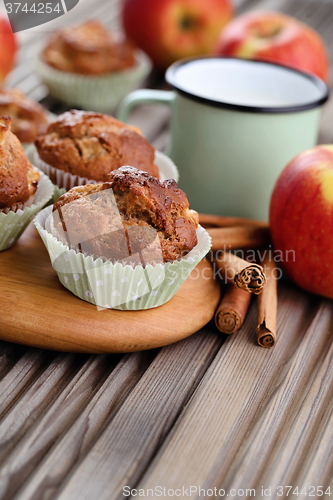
[270,146,333,299]
[215,12,330,82]
[0,16,17,83]
[122,0,233,69]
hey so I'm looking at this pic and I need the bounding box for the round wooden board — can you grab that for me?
[0,223,220,353]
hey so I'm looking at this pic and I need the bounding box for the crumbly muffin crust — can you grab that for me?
[53,166,198,263]
[35,110,159,181]
[42,21,136,75]
[0,116,40,209]
[0,87,48,143]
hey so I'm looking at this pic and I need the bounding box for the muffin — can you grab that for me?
[0,116,53,251]
[42,21,136,75]
[36,21,151,112]
[0,87,48,144]
[34,110,160,187]
[35,166,209,310]
[52,166,198,263]
[0,116,40,212]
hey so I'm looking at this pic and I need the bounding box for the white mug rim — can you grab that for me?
[166,56,329,114]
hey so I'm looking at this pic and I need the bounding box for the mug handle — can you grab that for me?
[118,89,176,153]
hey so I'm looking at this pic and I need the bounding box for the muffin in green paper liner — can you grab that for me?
[36,50,152,113]
[37,20,152,113]
[0,116,54,251]
[34,167,211,310]
[35,206,211,311]
[0,169,54,251]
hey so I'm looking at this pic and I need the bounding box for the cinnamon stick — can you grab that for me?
[214,252,266,294]
[215,284,251,334]
[200,213,268,228]
[208,226,271,251]
[257,252,278,348]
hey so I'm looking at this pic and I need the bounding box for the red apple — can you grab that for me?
[270,146,333,299]
[0,16,17,82]
[122,0,233,69]
[215,12,330,82]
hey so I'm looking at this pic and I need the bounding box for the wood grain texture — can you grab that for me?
[0,223,220,353]
[48,330,222,500]
[6,353,151,500]
[0,348,46,419]
[136,288,325,495]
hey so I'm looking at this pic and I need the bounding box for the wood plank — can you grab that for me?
[135,286,324,496]
[0,349,46,419]
[4,353,151,500]
[218,302,333,494]
[0,343,29,382]
[124,105,171,145]
[0,353,88,466]
[47,330,223,500]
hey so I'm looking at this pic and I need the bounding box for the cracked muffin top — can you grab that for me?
[0,116,40,209]
[52,166,199,263]
[0,87,48,143]
[35,110,159,181]
[42,21,136,75]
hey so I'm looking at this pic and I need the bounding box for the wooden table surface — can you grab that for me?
[1,0,333,499]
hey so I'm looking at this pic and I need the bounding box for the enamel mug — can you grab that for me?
[118,57,329,220]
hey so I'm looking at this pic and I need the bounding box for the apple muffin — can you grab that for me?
[42,21,136,75]
[35,110,159,182]
[0,87,48,143]
[52,166,199,263]
[0,116,40,211]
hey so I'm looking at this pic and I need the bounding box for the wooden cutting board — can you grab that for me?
[0,223,220,353]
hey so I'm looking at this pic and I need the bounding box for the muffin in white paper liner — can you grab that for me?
[36,50,152,112]
[29,145,179,191]
[0,169,53,251]
[35,205,211,311]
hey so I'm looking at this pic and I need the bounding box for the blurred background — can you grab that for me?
[1,0,333,145]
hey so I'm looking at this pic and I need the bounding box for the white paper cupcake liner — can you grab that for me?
[29,146,179,192]
[36,50,152,113]
[31,147,97,190]
[35,205,211,311]
[0,169,54,251]
[155,150,179,182]
[0,194,35,214]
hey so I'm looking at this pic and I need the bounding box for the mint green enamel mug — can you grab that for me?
[118,57,329,220]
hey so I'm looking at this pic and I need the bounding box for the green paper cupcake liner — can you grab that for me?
[50,185,67,204]
[34,205,211,311]
[36,50,152,113]
[0,169,54,251]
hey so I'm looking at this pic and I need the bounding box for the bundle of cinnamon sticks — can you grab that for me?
[200,213,278,348]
